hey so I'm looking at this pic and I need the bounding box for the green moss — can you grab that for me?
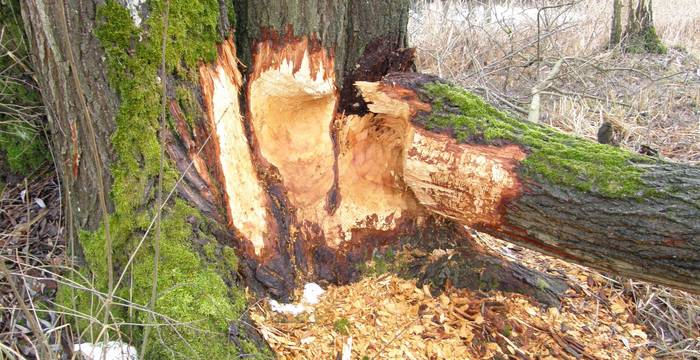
[479,276,500,292]
[360,249,411,276]
[175,85,199,127]
[239,339,273,359]
[0,0,48,174]
[55,267,121,340]
[222,246,240,270]
[422,82,660,199]
[0,127,47,174]
[59,1,264,358]
[501,324,513,338]
[333,318,351,335]
[201,237,241,284]
[203,242,217,259]
[226,0,237,29]
[625,26,667,54]
[131,202,243,358]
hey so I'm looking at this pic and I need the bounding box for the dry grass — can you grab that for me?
[409,0,700,357]
[409,0,700,162]
[653,0,700,52]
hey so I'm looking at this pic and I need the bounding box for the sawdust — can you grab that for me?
[252,243,656,360]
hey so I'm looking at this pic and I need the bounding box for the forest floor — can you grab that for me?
[1,0,699,359]
[254,241,658,359]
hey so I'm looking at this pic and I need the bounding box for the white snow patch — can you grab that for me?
[122,0,146,27]
[269,283,326,315]
[341,336,353,360]
[301,283,325,305]
[73,341,138,360]
[268,300,307,316]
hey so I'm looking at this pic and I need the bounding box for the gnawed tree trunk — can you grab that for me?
[19,0,699,358]
[355,73,700,293]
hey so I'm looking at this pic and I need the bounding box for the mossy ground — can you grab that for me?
[358,248,411,276]
[421,82,659,198]
[0,0,48,175]
[624,26,667,54]
[333,318,351,335]
[57,1,269,358]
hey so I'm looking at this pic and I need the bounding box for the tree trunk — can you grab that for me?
[19,0,699,358]
[609,0,623,47]
[356,73,700,293]
[622,0,666,53]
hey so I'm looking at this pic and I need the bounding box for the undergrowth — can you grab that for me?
[0,0,48,175]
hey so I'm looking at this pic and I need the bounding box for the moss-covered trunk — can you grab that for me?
[19,0,275,357]
[19,0,416,358]
[609,0,623,47]
[357,73,699,293]
[622,0,666,53]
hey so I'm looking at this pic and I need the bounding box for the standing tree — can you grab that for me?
[610,0,624,47]
[18,0,698,358]
[610,0,666,53]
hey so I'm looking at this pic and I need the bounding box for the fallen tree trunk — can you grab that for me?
[189,36,699,296]
[356,73,700,293]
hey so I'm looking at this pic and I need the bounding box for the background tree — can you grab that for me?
[610,0,623,47]
[610,0,666,53]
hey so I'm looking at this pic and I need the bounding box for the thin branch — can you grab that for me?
[142,1,170,355]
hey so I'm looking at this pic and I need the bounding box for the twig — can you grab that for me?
[371,317,418,360]
[497,332,530,359]
[141,0,170,356]
[528,58,564,123]
[0,259,52,359]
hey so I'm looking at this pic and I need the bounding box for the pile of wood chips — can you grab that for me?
[252,243,656,359]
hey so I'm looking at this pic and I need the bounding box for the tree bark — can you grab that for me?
[609,0,623,47]
[19,0,700,358]
[356,73,700,293]
[622,0,666,53]
[21,0,116,233]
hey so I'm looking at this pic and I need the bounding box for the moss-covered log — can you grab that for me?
[357,72,700,293]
